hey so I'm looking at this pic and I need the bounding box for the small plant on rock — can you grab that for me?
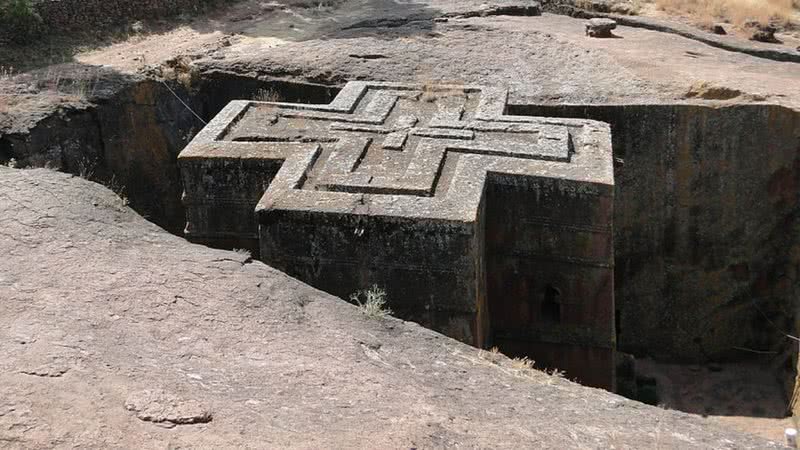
[0,66,14,80]
[233,248,252,262]
[108,175,129,207]
[511,356,535,369]
[478,346,503,365]
[349,285,393,319]
[77,157,97,180]
[252,88,281,102]
[510,356,564,383]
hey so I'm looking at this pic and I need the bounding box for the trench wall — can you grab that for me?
[0,74,336,234]
[510,103,800,367]
[1,80,201,233]
[4,74,798,371]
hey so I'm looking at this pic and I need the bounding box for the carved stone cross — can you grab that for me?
[215,84,572,196]
[179,81,616,390]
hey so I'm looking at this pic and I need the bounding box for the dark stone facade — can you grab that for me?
[178,82,616,389]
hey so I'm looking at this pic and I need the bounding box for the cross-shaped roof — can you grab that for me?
[179,81,613,223]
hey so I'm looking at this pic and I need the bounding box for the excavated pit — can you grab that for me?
[2,73,799,423]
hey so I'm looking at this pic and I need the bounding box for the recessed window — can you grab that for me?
[542,284,561,323]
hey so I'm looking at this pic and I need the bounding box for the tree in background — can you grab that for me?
[1,0,42,43]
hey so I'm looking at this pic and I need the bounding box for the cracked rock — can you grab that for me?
[124,389,212,427]
[20,356,73,378]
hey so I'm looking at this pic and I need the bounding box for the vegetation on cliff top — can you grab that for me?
[652,0,800,27]
[0,0,41,43]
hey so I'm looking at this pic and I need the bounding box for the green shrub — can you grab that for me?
[0,0,42,43]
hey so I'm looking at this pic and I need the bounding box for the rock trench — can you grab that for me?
[2,69,799,408]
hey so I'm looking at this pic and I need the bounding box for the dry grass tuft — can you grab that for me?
[1,67,15,112]
[77,157,97,179]
[233,248,252,262]
[509,356,539,379]
[252,88,281,102]
[478,346,504,364]
[0,66,15,80]
[461,347,565,385]
[509,357,565,381]
[654,0,799,27]
[107,175,129,208]
[349,285,393,319]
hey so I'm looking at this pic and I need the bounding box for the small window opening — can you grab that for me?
[542,284,561,323]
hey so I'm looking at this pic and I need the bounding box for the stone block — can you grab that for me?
[586,18,617,38]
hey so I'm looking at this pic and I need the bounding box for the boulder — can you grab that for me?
[745,21,779,43]
[585,18,617,38]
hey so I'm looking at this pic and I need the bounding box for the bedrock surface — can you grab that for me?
[0,166,781,448]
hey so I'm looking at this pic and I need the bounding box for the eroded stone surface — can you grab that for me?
[179,81,616,389]
[0,166,781,448]
[20,362,70,378]
[124,389,211,427]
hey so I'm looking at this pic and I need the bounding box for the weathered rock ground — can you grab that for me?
[0,166,782,448]
[2,0,800,446]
